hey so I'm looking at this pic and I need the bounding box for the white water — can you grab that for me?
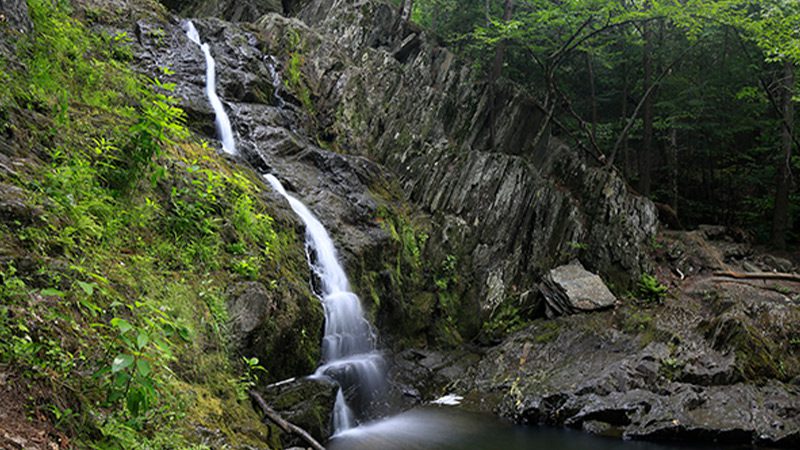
[265,56,286,107]
[264,174,385,434]
[183,21,237,155]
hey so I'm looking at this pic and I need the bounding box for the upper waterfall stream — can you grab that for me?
[183,21,237,155]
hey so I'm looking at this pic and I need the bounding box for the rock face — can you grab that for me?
[253,0,657,319]
[160,0,283,21]
[540,262,617,317]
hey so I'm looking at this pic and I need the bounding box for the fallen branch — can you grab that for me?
[249,390,326,450]
[713,271,800,283]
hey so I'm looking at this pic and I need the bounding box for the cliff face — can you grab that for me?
[251,0,657,316]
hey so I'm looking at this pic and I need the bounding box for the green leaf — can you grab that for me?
[111,354,134,373]
[177,325,191,342]
[136,332,149,350]
[110,318,133,334]
[76,280,96,296]
[126,388,144,416]
[40,288,65,297]
[136,359,152,377]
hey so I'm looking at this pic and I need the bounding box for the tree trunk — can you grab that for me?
[621,63,631,177]
[638,19,654,196]
[586,52,598,141]
[771,61,795,250]
[400,0,414,24]
[669,127,679,214]
[488,0,515,147]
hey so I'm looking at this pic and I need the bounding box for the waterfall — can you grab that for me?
[265,56,286,108]
[182,21,237,155]
[183,20,384,434]
[264,174,385,434]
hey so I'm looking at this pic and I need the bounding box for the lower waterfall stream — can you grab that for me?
[264,174,386,434]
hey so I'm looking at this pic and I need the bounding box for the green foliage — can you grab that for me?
[284,52,315,115]
[638,273,668,302]
[482,299,528,342]
[0,1,296,447]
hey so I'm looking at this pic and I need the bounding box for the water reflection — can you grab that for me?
[328,407,731,450]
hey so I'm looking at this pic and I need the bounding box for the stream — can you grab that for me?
[328,407,735,450]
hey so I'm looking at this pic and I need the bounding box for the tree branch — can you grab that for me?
[249,390,326,450]
[608,39,699,167]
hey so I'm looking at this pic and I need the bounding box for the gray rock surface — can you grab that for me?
[0,0,31,35]
[161,0,283,22]
[455,264,800,447]
[540,262,617,317]
[259,377,339,444]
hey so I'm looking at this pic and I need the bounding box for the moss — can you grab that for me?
[534,321,562,344]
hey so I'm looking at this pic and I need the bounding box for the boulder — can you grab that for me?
[540,262,617,317]
[227,281,276,348]
[259,377,339,444]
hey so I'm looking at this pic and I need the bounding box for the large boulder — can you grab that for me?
[540,262,617,317]
[258,377,339,444]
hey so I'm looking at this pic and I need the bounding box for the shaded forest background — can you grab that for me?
[393,0,799,249]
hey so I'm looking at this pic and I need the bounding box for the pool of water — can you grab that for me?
[327,407,733,450]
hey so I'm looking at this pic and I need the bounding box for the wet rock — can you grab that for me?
[227,282,276,348]
[540,262,617,317]
[259,377,338,444]
[0,182,41,224]
[459,260,800,447]
[0,0,31,35]
[161,0,283,22]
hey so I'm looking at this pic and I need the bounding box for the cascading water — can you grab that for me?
[183,21,237,155]
[264,174,385,434]
[183,20,385,434]
[264,56,286,108]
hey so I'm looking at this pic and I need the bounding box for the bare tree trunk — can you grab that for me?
[586,52,598,140]
[487,0,515,147]
[621,63,631,176]
[669,127,679,214]
[638,19,654,196]
[400,0,414,24]
[771,61,795,250]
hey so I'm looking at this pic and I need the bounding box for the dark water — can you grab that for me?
[327,407,730,450]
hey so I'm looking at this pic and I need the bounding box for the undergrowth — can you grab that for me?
[0,1,303,448]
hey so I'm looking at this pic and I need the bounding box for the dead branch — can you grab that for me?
[713,271,800,283]
[249,390,326,450]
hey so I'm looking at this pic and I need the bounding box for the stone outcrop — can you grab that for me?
[540,262,617,317]
[160,0,283,22]
[452,233,800,447]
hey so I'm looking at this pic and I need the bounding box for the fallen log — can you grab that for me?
[713,270,800,283]
[249,390,326,450]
